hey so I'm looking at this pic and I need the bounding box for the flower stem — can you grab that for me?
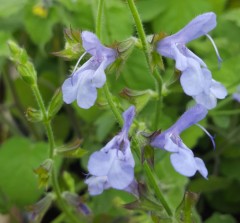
[126,0,163,128]
[143,162,173,217]
[96,0,105,40]
[126,0,151,67]
[31,84,79,223]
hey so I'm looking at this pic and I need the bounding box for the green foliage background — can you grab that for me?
[0,0,240,222]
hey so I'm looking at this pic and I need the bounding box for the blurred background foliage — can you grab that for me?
[0,0,240,222]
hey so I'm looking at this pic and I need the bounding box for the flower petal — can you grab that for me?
[173,104,208,134]
[91,60,107,88]
[180,61,204,96]
[62,77,78,104]
[194,92,217,109]
[76,70,98,109]
[170,148,197,177]
[195,157,208,179]
[122,106,136,134]
[87,150,115,176]
[210,80,227,99]
[108,155,134,189]
[173,12,216,43]
[164,135,180,152]
[82,31,101,56]
[85,176,109,195]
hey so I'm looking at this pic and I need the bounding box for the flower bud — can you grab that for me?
[25,107,43,123]
[62,192,91,216]
[27,194,53,223]
[8,41,37,85]
[52,28,84,60]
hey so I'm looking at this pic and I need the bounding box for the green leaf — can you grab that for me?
[152,0,210,33]
[188,176,232,193]
[0,0,27,18]
[136,0,166,22]
[24,4,59,50]
[205,213,237,223]
[154,152,189,210]
[0,32,11,57]
[102,0,133,44]
[94,111,116,142]
[0,137,48,207]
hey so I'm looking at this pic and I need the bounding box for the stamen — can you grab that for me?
[195,123,216,149]
[205,34,222,69]
[70,52,87,85]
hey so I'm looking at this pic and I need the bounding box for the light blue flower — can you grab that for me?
[62,31,117,109]
[85,106,137,195]
[151,104,212,178]
[157,12,227,109]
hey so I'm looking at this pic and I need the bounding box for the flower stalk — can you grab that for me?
[31,85,79,223]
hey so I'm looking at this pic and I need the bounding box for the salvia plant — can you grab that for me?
[1,0,240,223]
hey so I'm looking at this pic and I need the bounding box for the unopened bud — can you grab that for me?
[25,107,43,122]
[62,192,91,216]
[8,41,37,85]
[27,194,53,223]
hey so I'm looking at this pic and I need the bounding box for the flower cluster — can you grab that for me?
[157,12,227,109]
[85,106,136,195]
[61,12,227,196]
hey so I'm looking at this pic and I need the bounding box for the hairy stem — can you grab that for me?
[31,85,79,223]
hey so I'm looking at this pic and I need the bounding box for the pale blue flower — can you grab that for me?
[157,12,227,109]
[85,106,136,195]
[62,31,117,109]
[151,104,212,178]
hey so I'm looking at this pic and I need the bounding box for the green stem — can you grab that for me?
[143,162,173,216]
[126,0,163,127]
[153,69,163,129]
[31,85,79,223]
[126,0,151,67]
[103,84,123,126]
[96,0,105,40]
